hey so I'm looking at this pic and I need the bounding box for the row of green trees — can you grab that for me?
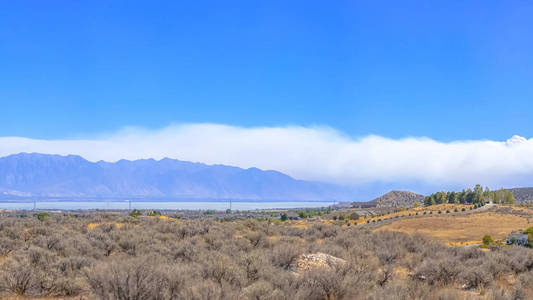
[297,208,330,219]
[424,184,515,206]
[486,188,515,204]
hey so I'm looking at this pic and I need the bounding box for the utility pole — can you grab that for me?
[128,199,131,212]
[33,199,36,210]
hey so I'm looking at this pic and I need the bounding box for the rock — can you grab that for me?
[291,253,346,273]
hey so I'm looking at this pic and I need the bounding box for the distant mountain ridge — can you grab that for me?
[0,153,353,201]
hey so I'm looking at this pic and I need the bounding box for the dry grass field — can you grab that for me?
[377,211,532,246]
[412,203,474,213]
[283,204,533,248]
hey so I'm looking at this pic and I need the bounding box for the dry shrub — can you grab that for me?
[201,252,246,288]
[240,280,285,300]
[181,279,222,300]
[245,231,267,248]
[0,260,38,296]
[366,281,410,300]
[0,237,17,256]
[271,241,304,270]
[84,257,166,300]
[435,288,465,300]
[459,265,494,289]
[414,257,461,286]
[306,223,339,239]
[296,265,351,300]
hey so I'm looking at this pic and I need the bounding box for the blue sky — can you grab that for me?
[1,1,533,141]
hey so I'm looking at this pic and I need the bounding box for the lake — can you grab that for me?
[0,200,334,211]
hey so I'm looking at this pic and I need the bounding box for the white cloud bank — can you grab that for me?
[1,123,533,189]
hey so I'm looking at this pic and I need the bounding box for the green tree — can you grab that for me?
[524,227,533,235]
[424,196,433,206]
[482,235,494,246]
[465,189,474,203]
[474,184,483,195]
[435,192,446,204]
[458,190,467,204]
[483,186,491,197]
[525,227,533,246]
[447,192,457,204]
[473,184,484,204]
[280,213,288,221]
[492,188,505,204]
[34,212,50,222]
[504,190,515,204]
[129,209,142,218]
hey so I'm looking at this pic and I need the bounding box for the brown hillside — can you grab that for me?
[509,187,533,204]
[372,190,425,208]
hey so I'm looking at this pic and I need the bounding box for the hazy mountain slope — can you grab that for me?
[0,153,352,201]
[509,187,533,204]
[370,190,425,208]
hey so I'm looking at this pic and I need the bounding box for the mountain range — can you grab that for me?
[0,153,354,202]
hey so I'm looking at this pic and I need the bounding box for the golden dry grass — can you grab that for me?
[412,203,473,212]
[87,223,99,230]
[87,222,124,230]
[288,219,335,229]
[377,212,530,246]
[87,215,177,231]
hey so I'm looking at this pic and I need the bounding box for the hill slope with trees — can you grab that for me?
[509,187,533,204]
[370,190,425,208]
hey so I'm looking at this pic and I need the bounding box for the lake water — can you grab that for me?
[0,201,334,211]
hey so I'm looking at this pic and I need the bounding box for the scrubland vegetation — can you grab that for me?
[0,211,533,300]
